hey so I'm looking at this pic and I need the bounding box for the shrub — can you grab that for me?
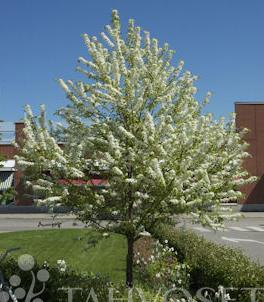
[150,224,264,302]
[0,256,165,302]
[135,238,190,291]
[0,257,111,301]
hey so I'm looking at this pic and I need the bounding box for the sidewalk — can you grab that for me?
[240,212,264,218]
[0,213,77,220]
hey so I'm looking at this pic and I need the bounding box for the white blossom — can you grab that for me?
[17,9,256,241]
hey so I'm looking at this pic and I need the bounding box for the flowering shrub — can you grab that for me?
[57,259,67,272]
[135,239,190,290]
[213,286,232,301]
[197,286,233,301]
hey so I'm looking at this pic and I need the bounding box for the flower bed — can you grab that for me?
[134,237,190,291]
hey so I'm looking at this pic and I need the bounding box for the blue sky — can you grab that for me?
[1,0,264,125]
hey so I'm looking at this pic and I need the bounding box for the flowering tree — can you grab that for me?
[16,10,256,286]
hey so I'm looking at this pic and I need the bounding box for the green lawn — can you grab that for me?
[0,229,127,282]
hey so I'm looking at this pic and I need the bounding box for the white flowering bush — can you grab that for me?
[57,259,67,273]
[135,239,190,290]
[214,286,233,301]
[16,10,256,286]
[200,286,233,302]
[43,259,67,273]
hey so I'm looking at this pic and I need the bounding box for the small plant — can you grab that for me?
[199,286,233,302]
[214,286,233,301]
[135,239,190,290]
[56,259,67,273]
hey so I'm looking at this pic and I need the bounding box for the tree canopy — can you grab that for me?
[16,10,256,286]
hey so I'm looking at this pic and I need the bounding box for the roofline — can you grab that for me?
[0,168,16,172]
[235,102,264,105]
[0,120,24,123]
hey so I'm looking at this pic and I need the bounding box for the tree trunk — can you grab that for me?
[126,235,134,287]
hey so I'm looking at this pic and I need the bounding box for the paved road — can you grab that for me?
[178,217,264,265]
[0,214,85,233]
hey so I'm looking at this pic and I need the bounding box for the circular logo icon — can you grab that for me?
[18,254,35,271]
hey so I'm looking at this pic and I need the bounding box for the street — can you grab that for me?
[179,216,264,265]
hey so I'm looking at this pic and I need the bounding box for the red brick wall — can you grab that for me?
[235,103,264,204]
[0,144,16,158]
[15,122,25,145]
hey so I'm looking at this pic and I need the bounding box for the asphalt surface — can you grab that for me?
[178,217,264,266]
[0,214,264,265]
[0,214,85,232]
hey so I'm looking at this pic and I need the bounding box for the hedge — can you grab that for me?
[0,257,161,302]
[1,257,110,301]
[150,224,264,302]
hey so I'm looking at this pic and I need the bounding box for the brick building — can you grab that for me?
[235,102,264,210]
[0,103,263,208]
[0,122,27,205]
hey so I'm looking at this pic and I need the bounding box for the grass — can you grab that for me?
[0,229,127,282]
